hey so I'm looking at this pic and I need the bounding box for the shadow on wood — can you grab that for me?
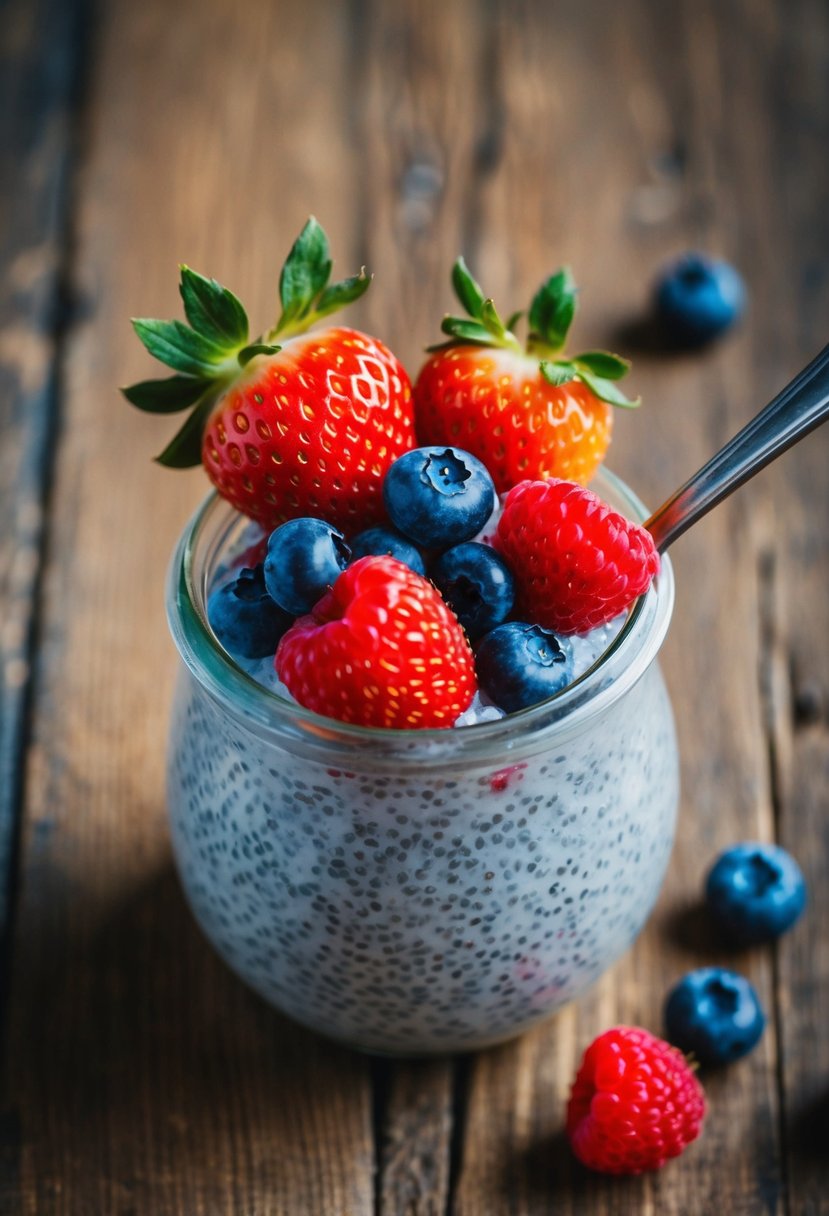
[2,860,374,1211]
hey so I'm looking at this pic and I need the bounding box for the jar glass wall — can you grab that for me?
[166,470,678,1055]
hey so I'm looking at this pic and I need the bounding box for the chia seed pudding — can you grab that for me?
[166,469,678,1054]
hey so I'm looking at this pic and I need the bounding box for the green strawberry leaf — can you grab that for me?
[505,310,524,333]
[572,351,631,380]
[237,342,281,367]
[439,316,496,345]
[315,269,371,318]
[540,360,578,387]
[155,393,217,467]
[131,318,229,376]
[480,297,507,336]
[528,268,577,353]
[574,366,641,408]
[452,257,487,320]
[276,216,333,333]
[121,374,211,413]
[179,267,249,347]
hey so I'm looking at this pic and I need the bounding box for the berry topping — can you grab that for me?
[275,556,477,729]
[207,564,293,661]
[430,541,515,640]
[495,478,660,634]
[664,968,766,1067]
[654,252,746,346]
[705,842,807,945]
[349,525,426,576]
[382,446,496,548]
[264,517,351,616]
[475,622,572,712]
[123,217,416,532]
[414,258,639,494]
[566,1026,706,1175]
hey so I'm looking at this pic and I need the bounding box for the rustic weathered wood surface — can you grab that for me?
[1,0,828,1211]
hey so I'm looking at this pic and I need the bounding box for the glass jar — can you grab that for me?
[166,469,678,1055]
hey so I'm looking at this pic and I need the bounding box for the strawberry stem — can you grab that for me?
[124,217,374,467]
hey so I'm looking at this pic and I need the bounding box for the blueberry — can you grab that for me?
[664,967,766,1066]
[264,517,351,615]
[705,842,807,945]
[382,446,495,548]
[349,525,426,576]
[430,542,515,640]
[208,564,293,660]
[475,622,573,713]
[655,252,746,345]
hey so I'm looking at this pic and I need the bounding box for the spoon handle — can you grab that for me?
[646,343,829,552]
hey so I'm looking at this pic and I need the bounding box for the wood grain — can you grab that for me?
[0,0,87,1000]
[1,1,376,1212]
[0,0,828,1212]
[452,0,824,1212]
[762,6,829,1213]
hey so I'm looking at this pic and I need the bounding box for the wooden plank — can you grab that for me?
[0,0,86,991]
[453,0,805,1210]
[374,1059,454,1215]
[0,1,378,1212]
[761,4,829,1211]
[1,0,826,1212]
[356,4,493,1210]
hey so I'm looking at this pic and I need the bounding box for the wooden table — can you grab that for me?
[2,0,828,1211]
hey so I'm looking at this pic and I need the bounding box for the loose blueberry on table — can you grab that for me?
[654,252,746,346]
[705,841,807,945]
[664,967,766,1067]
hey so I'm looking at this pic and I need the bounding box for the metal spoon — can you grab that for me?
[646,343,829,552]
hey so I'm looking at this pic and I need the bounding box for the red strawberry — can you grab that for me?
[123,218,415,532]
[275,556,477,729]
[495,478,660,634]
[567,1026,706,1175]
[414,259,639,494]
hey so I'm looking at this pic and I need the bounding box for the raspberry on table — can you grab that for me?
[566,1026,706,1174]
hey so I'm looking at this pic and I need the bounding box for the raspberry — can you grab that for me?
[495,479,660,634]
[566,1026,706,1174]
[275,555,477,729]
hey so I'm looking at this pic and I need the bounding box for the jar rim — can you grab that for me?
[166,469,674,766]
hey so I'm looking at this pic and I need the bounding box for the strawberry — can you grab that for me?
[495,478,660,634]
[123,218,415,532]
[414,259,639,494]
[275,556,477,729]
